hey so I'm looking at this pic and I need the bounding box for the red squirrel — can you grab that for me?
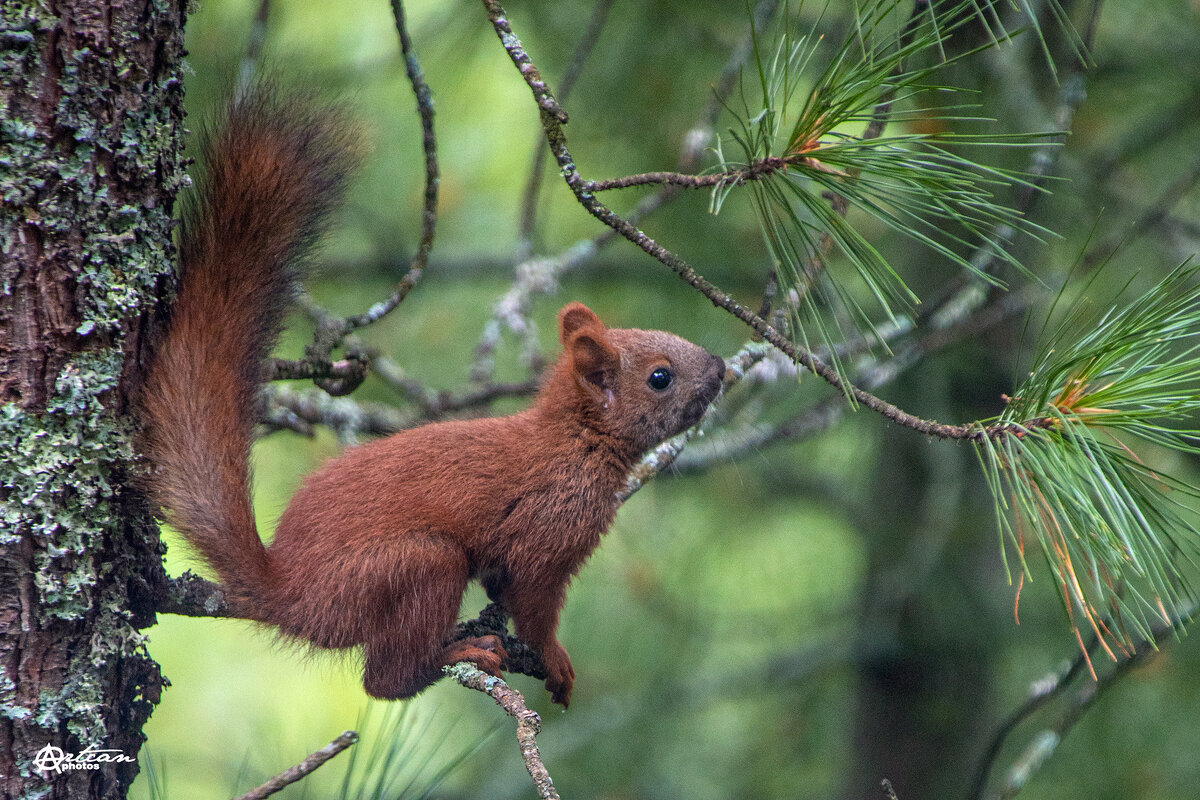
[140,84,725,707]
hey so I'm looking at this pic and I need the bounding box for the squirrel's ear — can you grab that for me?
[569,328,620,407]
[558,302,605,345]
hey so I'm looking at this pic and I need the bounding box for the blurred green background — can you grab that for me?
[137,1,1200,799]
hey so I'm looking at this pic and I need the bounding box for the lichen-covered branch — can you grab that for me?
[154,571,235,621]
[445,663,560,800]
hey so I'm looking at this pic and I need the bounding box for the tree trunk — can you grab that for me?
[1,2,186,797]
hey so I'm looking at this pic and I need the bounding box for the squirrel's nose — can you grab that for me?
[711,354,726,381]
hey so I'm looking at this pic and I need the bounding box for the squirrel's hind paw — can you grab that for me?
[442,635,507,678]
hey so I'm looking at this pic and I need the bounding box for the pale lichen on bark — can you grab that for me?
[1,1,189,797]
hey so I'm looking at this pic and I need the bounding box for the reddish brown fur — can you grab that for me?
[141,84,725,707]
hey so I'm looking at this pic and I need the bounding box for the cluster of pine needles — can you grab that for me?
[978,264,1200,670]
[711,0,1054,375]
[709,0,1198,662]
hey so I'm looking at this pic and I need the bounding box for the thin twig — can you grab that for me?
[1081,152,1200,271]
[585,157,793,192]
[290,0,439,378]
[973,601,1197,800]
[231,731,358,800]
[337,0,439,333]
[471,0,782,384]
[445,663,561,800]
[518,0,615,251]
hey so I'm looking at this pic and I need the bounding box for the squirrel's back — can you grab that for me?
[140,83,360,612]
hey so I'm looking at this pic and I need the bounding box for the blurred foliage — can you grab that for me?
[138,0,1200,799]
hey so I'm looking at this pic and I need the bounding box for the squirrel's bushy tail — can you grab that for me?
[141,82,360,612]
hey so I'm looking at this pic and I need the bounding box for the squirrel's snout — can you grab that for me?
[695,353,726,411]
[711,354,726,382]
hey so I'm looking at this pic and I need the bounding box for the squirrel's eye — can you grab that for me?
[647,367,673,391]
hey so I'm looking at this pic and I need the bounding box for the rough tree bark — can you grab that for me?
[1,2,187,798]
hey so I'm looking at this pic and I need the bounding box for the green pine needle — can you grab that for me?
[338,703,496,800]
[140,750,169,800]
[977,263,1200,661]
[713,0,1056,378]
[964,0,1091,80]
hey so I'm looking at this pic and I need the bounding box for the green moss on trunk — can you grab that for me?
[0,1,188,797]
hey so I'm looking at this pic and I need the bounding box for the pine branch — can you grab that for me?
[977,263,1200,655]
[713,0,1056,373]
[471,0,783,384]
[585,156,791,192]
[479,0,1046,443]
[479,0,1200,659]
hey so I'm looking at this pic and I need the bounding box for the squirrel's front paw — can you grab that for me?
[542,644,575,708]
